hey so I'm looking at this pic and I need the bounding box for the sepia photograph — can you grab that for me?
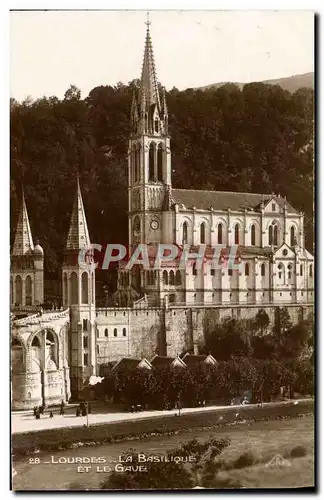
[10,9,315,491]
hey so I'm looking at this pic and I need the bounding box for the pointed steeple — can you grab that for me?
[12,188,34,256]
[66,177,91,250]
[139,14,161,113]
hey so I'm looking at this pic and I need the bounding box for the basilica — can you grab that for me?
[10,21,314,409]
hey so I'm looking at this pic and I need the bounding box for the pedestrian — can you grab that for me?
[35,409,40,420]
[60,400,65,415]
[49,411,54,418]
[33,406,37,416]
[76,407,80,417]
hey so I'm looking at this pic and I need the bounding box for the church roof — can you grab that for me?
[66,178,91,250]
[12,190,34,256]
[171,189,298,214]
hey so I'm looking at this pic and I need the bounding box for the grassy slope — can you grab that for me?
[215,415,314,488]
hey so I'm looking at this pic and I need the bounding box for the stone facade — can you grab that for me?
[11,309,71,410]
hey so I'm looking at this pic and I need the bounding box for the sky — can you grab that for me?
[10,10,314,101]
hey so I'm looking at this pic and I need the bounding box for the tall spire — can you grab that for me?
[139,13,161,113]
[12,188,34,256]
[66,177,91,250]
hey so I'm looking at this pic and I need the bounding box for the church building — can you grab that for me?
[10,20,314,410]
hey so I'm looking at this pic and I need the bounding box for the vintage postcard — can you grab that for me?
[10,9,315,491]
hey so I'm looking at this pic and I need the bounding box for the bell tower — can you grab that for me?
[128,14,172,246]
[62,177,96,398]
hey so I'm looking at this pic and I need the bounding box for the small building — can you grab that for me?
[150,355,187,370]
[111,357,152,373]
[182,353,218,368]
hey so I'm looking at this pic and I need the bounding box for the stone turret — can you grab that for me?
[10,189,44,307]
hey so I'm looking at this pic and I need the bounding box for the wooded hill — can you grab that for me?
[10,81,314,283]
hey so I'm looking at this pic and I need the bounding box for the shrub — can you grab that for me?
[232,450,258,469]
[290,445,307,458]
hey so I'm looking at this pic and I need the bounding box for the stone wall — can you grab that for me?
[96,303,314,364]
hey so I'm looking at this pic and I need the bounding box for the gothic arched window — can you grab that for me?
[300,264,303,276]
[63,273,68,305]
[245,263,249,276]
[169,270,175,285]
[25,275,32,306]
[182,222,188,244]
[217,223,223,244]
[309,264,313,277]
[163,270,168,285]
[132,144,137,182]
[261,263,266,277]
[136,144,141,182]
[274,225,278,246]
[15,275,22,306]
[133,216,140,238]
[234,224,240,245]
[287,263,292,280]
[175,270,181,285]
[149,142,155,182]
[268,225,273,245]
[71,272,78,304]
[290,226,296,247]
[200,223,206,244]
[157,143,163,181]
[82,272,88,304]
[251,225,256,246]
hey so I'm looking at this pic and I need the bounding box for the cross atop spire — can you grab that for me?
[145,11,151,28]
[12,188,34,256]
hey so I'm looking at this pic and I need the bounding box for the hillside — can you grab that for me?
[198,72,314,93]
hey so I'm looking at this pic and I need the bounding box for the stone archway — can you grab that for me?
[27,328,65,408]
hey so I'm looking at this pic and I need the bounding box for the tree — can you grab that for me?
[254,309,270,335]
[100,436,231,490]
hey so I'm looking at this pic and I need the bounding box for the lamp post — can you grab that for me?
[83,375,104,427]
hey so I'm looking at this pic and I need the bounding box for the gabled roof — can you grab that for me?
[111,357,153,373]
[182,353,218,368]
[150,355,186,369]
[111,358,141,372]
[12,190,34,256]
[171,189,298,214]
[66,178,91,250]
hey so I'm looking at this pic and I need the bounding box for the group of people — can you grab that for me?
[33,400,65,419]
[75,401,91,417]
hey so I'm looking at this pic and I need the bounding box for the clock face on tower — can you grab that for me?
[151,220,159,230]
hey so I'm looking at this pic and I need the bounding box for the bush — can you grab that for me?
[290,445,307,458]
[232,450,258,469]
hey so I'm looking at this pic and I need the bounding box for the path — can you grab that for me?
[11,399,306,434]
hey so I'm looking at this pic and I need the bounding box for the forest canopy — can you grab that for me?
[10,81,314,279]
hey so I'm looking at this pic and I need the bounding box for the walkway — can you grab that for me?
[11,399,306,435]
